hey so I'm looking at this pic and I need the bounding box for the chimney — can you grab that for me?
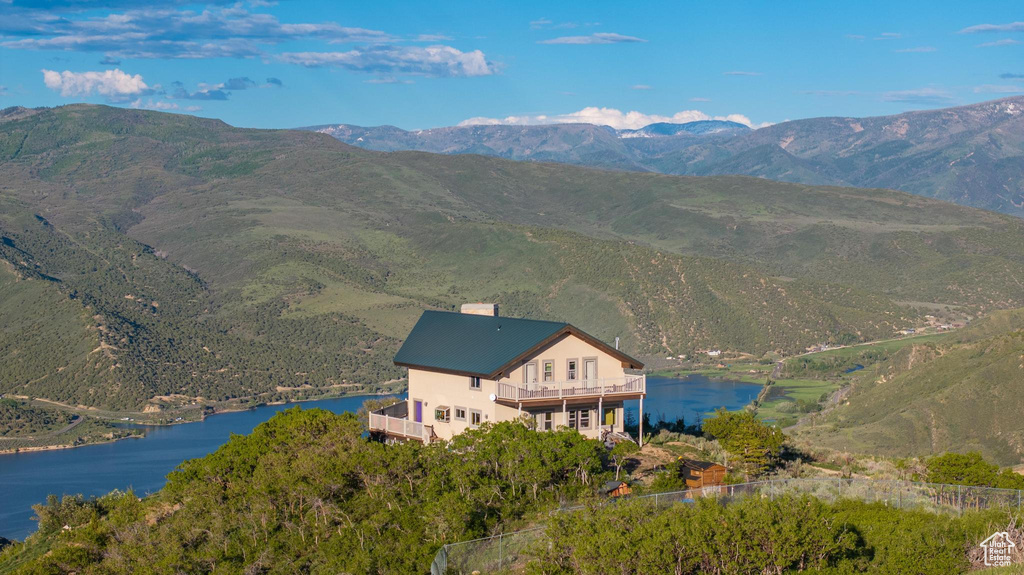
[461,303,499,317]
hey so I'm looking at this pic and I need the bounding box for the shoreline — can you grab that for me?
[0,434,145,457]
[0,389,403,456]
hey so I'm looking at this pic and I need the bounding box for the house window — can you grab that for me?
[543,360,554,382]
[469,409,482,426]
[536,411,553,431]
[567,359,578,381]
[568,408,591,430]
[454,407,467,421]
[469,376,481,390]
[435,406,450,422]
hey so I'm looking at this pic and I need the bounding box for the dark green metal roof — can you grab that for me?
[393,310,568,378]
[393,310,643,378]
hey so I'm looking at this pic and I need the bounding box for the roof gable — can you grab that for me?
[393,310,643,378]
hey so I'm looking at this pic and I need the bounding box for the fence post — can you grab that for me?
[498,532,503,569]
[958,485,962,515]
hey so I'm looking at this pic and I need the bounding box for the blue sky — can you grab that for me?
[1,0,1022,130]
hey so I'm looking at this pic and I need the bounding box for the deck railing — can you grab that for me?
[496,375,645,402]
[368,410,434,444]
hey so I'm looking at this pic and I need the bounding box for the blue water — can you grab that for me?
[844,364,865,374]
[0,394,400,540]
[625,374,762,428]
[1,375,760,541]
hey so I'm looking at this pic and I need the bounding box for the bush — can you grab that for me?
[526,496,1018,574]
[926,452,1024,489]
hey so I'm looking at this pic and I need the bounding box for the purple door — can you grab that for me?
[414,400,422,423]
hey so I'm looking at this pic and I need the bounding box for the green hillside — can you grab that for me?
[3,104,1024,414]
[792,309,1024,464]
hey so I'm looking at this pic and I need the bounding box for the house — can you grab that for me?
[599,480,632,498]
[369,304,647,445]
[707,349,722,358]
[681,459,728,489]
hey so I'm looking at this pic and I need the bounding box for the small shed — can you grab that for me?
[681,459,728,489]
[599,480,632,498]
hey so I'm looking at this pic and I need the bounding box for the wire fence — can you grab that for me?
[430,477,1024,575]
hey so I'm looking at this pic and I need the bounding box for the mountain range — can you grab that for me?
[307,97,1024,217]
[2,104,1024,416]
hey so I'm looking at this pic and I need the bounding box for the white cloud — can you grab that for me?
[279,45,495,77]
[959,22,1024,34]
[130,99,178,110]
[530,18,598,30]
[130,99,201,112]
[690,97,711,102]
[978,39,1020,47]
[875,32,902,40]
[973,84,1024,94]
[894,46,936,53]
[42,68,150,98]
[631,84,652,90]
[458,106,768,130]
[538,33,645,45]
[881,87,953,104]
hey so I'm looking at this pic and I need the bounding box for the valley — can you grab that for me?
[2,104,1024,445]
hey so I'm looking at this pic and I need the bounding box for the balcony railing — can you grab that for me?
[496,375,645,402]
[368,405,434,444]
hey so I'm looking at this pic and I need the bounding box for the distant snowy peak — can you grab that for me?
[617,120,751,138]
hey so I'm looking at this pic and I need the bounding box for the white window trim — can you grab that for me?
[542,359,555,382]
[566,358,578,381]
[454,406,467,421]
[434,406,450,423]
[469,408,482,427]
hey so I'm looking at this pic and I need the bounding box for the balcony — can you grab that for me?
[495,374,645,403]
[368,401,435,444]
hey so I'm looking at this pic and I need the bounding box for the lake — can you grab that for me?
[0,374,760,540]
[0,394,398,540]
[625,374,762,428]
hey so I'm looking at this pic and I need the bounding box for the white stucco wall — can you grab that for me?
[406,333,633,441]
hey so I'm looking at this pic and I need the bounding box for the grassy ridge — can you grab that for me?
[2,104,1024,414]
[792,310,1024,464]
